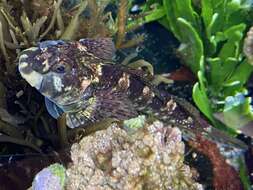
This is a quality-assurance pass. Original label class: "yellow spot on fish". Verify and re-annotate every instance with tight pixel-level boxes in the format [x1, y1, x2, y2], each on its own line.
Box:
[96, 65, 102, 76]
[142, 86, 154, 103]
[142, 86, 150, 96]
[77, 42, 87, 51]
[88, 97, 96, 104]
[117, 73, 130, 91]
[42, 59, 50, 72]
[166, 99, 177, 111]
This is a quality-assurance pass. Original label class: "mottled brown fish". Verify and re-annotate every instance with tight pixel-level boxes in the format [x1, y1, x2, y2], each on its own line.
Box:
[18, 38, 246, 148]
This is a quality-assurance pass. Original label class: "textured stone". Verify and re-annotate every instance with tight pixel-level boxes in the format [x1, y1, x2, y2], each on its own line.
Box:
[66, 121, 203, 190]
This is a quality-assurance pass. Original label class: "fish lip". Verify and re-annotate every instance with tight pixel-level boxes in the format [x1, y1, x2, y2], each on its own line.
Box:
[18, 47, 44, 90]
[19, 66, 43, 90]
[28, 73, 43, 90]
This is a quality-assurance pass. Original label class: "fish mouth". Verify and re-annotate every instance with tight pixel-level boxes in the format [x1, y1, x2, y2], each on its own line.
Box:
[18, 47, 44, 90]
[18, 62, 43, 90]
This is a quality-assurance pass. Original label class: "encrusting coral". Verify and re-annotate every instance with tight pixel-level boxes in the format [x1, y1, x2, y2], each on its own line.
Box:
[31, 163, 66, 190]
[65, 121, 203, 190]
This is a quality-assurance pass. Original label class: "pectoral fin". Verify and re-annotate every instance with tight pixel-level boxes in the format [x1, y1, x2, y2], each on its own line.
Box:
[44, 98, 64, 119]
[65, 88, 138, 128]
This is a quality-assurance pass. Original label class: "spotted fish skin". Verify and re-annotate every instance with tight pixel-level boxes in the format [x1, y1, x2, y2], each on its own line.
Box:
[17, 38, 247, 149]
[18, 38, 194, 130]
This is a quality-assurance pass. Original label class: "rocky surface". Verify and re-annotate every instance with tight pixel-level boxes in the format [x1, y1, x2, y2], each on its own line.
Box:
[31, 163, 66, 190]
[65, 121, 203, 190]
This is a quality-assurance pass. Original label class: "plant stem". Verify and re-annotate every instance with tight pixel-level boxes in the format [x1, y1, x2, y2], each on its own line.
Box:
[57, 113, 69, 149]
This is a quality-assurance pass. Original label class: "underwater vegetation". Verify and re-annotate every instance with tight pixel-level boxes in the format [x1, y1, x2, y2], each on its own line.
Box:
[130, 0, 253, 136]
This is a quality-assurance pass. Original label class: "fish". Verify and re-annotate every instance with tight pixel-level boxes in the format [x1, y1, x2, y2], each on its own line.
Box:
[18, 38, 247, 149]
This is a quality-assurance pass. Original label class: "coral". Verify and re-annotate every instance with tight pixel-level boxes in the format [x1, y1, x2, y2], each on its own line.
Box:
[123, 115, 146, 131]
[189, 135, 243, 190]
[65, 121, 203, 190]
[31, 163, 66, 190]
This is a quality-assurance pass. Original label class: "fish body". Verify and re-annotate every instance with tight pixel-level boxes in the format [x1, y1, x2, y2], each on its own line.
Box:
[18, 38, 246, 149]
[18, 38, 194, 129]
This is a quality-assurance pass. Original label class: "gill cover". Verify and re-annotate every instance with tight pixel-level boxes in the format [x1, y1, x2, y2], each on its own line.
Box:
[18, 38, 116, 125]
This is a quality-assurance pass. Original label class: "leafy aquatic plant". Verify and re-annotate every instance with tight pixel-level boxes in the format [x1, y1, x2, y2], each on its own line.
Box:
[129, 0, 253, 134]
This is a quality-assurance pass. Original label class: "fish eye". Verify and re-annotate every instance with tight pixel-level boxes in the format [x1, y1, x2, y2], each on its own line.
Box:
[53, 64, 68, 73]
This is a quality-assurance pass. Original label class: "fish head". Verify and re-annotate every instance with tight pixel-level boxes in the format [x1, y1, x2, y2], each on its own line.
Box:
[18, 38, 115, 107]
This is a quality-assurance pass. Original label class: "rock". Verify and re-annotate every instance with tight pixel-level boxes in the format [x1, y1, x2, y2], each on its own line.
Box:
[65, 121, 203, 190]
[31, 163, 66, 190]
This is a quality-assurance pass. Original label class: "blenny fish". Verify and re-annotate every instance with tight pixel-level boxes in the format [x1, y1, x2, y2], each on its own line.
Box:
[18, 38, 246, 148]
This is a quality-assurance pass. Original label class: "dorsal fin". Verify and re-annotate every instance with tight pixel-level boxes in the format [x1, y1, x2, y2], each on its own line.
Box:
[38, 40, 65, 50]
[79, 38, 116, 60]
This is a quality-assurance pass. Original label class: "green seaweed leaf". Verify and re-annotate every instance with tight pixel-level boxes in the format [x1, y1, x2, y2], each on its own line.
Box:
[239, 157, 252, 190]
[48, 164, 66, 188]
[127, 0, 253, 134]
[222, 93, 253, 129]
[219, 23, 246, 62]
[224, 59, 253, 86]
[201, 0, 213, 29]
[162, 0, 199, 41]
[176, 18, 203, 74]
[193, 65, 214, 122]
[193, 82, 213, 122]
[127, 7, 166, 31]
